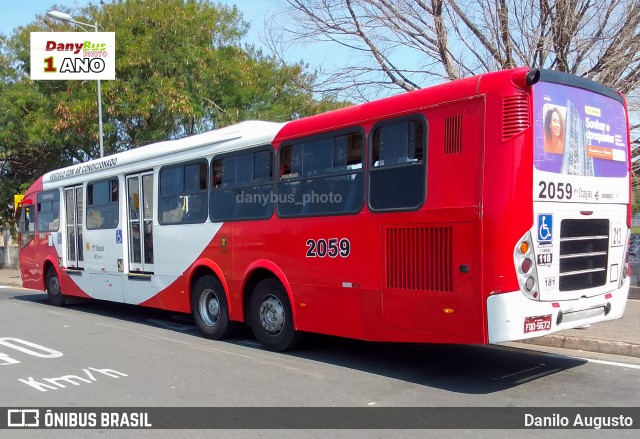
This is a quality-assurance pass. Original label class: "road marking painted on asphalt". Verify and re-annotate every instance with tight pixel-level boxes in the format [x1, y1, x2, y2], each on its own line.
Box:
[491, 364, 547, 380]
[505, 344, 640, 370]
[95, 321, 317, 374]
[146, 319, 195, 332]
[96, 322, 260, 360]
[236, 339, 262, 348]
[578, 357, 640, 370]
[19, 367, 128, 392]
[529, 348, 640, 370]
[46, 309, 73, 316]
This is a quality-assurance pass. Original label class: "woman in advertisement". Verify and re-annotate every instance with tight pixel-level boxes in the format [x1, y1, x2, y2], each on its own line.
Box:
[543, 106, 565, 154]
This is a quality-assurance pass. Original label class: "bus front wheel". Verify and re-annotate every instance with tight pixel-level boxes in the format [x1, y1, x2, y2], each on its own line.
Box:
[249, 278, 302, 352]
[192, 274, 236, 340]
[45, 267, 65, 307]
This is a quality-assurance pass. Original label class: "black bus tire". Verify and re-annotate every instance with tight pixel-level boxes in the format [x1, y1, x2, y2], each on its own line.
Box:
[250, 278, 302, 352]
[192, 274, 237, 340]
[45, 267, 65, 307]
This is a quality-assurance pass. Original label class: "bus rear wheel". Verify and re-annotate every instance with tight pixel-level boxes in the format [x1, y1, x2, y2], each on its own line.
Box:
[249, 278, 302, 352]
[192, 274, 236, 340]
[45, 267, 65, 307]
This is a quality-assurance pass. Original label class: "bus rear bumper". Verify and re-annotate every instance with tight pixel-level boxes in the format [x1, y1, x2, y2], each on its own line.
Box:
[487, 287, 629, 344]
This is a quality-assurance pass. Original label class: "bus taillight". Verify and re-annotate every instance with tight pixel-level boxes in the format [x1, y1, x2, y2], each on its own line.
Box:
[514, 232, 540, 300]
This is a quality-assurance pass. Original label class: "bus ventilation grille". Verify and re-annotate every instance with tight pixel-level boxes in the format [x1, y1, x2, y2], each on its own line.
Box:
[502, 93, 529, 142]
[559, 219, 609, 291]
[444, 114, 463, 155]
[385, 226, 453, 292]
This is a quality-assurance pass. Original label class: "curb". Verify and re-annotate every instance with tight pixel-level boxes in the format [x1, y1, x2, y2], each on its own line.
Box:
[629, 287, 640, 300]
[519, 335, 640, 358]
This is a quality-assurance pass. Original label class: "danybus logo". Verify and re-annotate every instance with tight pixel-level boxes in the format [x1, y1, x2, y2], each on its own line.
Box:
[7, 409, 40, 427]
[30, 32, 115, 80]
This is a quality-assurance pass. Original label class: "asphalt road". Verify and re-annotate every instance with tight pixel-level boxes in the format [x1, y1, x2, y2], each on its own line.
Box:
[1, 286, 639, 438]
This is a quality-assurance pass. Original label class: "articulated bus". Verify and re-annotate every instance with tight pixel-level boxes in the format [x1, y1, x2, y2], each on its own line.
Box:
[17, 68, 631, 351]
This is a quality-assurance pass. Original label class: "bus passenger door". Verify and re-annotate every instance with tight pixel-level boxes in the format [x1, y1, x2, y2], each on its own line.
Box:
[126, 173, 154, 273]
[18, 203, 37, 285]
[64, 186, 84, 269]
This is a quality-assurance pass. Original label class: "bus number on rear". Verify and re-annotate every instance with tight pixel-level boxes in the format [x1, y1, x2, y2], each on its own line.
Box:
[538, 181, 573, 200]
[306, 238, 351, 258]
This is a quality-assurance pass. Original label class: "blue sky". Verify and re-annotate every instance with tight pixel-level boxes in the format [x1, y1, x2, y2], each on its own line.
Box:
[2, 1, 311, 63]
[2, 1, 91, 36]
[1, 1, 366, 99]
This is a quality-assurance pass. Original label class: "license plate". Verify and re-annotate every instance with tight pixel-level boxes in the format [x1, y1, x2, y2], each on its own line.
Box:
[524, 315, 552, 333]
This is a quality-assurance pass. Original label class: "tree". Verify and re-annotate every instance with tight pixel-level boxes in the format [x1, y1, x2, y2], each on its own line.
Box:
[0, 0, 346, 225]
[270, 1, 640, 95]
[268, 0, 640, 190]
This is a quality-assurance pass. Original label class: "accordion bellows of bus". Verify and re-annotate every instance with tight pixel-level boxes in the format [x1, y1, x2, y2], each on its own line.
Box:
[17, 67, 632, 351]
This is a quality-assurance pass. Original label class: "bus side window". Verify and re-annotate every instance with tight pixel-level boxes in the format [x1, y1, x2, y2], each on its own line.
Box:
[210, 147, 274, 222]
[369, 117, 426, 211]
[87, 179, 119, 229]
[36, 190, 60, 232]
[159, 160, 208, 225]
[277, 130, 364, 217]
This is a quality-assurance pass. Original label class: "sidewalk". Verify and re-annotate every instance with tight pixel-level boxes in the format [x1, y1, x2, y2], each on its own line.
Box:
[1, 267, 638, 357]
[0, 266, 22, 287]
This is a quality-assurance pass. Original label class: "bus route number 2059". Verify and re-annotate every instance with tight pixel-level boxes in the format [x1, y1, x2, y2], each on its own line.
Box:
[306, 238, 351, 258]
[538, 181, 573, 200]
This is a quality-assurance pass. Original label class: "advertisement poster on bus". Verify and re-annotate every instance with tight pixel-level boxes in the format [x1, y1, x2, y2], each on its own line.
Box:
[532, 81, 629, 204]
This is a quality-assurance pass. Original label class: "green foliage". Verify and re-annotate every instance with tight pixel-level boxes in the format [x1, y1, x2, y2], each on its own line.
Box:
[0, 0, 347, 225]
[633, 188, 640, 213]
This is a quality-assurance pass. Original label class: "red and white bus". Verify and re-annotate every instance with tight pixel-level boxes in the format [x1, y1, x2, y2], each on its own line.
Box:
[17, 67, 631, 351]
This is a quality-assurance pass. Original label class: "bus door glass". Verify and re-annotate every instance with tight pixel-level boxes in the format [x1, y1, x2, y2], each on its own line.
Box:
[18, 204, 35, 248]
[126, 172, 154, 273]
[18, 203, 37, 282]
[64, 185, 84, 268]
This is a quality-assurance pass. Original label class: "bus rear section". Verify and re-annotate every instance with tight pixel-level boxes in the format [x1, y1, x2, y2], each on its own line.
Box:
[487, 70, 631, 343]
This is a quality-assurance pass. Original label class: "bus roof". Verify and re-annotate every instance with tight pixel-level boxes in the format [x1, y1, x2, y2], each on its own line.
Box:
[272, 68, 523, 142]
[41, 120, 284, 186]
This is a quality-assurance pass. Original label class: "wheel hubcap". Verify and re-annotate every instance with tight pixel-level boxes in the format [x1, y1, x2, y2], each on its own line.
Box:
[48, 277, 60, 296]
[199, 289, 220, 327]
[259, 295, 285, 335]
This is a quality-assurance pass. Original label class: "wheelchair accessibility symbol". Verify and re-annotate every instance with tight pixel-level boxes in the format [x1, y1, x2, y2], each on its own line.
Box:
[537, 214, 553, 243]
[116, 229, 123, 244]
